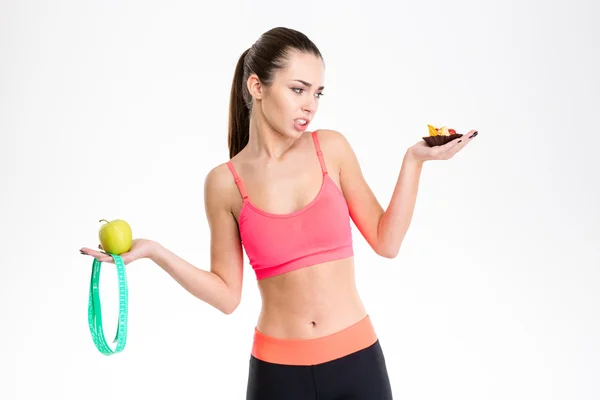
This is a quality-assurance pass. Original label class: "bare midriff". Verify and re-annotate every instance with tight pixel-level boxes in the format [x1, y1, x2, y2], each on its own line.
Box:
[256, 256, 368, 340]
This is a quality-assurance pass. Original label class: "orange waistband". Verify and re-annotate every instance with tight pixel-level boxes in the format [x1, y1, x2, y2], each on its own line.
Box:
[251, 315, 378, 366]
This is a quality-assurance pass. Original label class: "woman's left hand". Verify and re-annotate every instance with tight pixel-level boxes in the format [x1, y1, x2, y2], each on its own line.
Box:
[407, 129, 478, 163]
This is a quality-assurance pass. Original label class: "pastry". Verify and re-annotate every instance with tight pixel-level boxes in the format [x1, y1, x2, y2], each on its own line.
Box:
[423, 124, 463, 147]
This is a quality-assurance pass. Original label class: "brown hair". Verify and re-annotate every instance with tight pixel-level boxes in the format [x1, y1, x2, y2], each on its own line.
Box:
[227, 27, 323, 159]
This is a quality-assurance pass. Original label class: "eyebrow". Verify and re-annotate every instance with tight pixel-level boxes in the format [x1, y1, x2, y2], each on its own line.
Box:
[293, 79, 325, 90]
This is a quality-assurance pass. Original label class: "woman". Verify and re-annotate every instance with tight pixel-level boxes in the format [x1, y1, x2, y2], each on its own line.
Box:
[81, 27, 477, 399]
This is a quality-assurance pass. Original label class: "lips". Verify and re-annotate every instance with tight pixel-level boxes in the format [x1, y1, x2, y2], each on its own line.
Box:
[294, 117, 310, 125]
[293, 117, 310, 132]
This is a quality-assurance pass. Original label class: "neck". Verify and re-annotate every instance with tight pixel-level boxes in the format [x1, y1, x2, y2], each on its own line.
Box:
[246, 105, 297, 161]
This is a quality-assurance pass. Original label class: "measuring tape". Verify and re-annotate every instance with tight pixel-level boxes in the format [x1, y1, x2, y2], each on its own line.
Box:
[88, 253, 128, 355]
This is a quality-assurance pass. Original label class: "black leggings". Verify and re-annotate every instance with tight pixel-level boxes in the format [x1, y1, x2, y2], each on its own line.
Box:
[246, 340, 393, 399]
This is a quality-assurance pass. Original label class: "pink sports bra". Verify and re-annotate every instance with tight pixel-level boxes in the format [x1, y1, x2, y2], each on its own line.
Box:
[226, 131, 354, 280]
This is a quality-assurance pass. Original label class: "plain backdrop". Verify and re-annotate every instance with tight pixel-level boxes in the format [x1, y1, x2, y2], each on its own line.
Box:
[1, 0, 599, 399]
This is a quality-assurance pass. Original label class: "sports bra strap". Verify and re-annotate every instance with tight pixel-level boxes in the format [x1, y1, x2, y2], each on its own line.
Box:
[226, 161, 249, 200]
[311, 131, 328, 175]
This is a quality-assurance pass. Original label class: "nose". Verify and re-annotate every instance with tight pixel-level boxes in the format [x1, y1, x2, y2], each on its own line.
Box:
[302, 96, 317, 115]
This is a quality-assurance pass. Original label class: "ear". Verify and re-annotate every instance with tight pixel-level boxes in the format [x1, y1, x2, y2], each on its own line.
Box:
[247, 74, 263, 100]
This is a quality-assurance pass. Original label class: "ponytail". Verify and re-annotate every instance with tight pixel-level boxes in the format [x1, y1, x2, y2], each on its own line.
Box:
[228, 48, 251, 159]
[227, 28, 323, 159]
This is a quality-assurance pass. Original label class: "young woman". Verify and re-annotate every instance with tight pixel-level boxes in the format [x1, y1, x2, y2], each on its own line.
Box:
[81, 27, 477, 399]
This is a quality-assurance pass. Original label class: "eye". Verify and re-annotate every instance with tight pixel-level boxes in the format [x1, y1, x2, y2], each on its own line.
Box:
[292, 88, 324, 98]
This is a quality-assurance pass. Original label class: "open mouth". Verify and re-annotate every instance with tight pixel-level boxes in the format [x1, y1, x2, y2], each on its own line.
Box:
[293, 118, 310, 131]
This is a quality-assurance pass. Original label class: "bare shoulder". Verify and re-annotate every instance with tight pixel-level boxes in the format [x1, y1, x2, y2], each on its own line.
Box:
[204, 162, 234, 190]
[313, 128, 350, 146]
[203, 162, 239, 212]
[313, 129, 355, 163]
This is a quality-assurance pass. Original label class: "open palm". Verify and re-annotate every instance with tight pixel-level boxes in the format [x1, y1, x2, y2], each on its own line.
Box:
[409, 129, 478, 162]
[79, 238, 154, 265]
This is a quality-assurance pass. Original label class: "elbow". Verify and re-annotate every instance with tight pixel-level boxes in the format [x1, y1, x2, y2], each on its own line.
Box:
[376, 244, 401, 259]
[378, 249, 399, 259]
[221, 304, 238, 315]
[220, 295, 241, 315]
[375, 224, 405, 259]
[221, 307, 236, 315]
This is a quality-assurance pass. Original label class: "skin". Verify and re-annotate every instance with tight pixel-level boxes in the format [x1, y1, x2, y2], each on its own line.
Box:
[80, 50, 478, 340]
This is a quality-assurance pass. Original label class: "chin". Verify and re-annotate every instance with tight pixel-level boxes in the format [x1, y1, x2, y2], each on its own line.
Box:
[291, 130, 307, 140]
[292, 128, 307, 137]
[279, 126, 305, 140]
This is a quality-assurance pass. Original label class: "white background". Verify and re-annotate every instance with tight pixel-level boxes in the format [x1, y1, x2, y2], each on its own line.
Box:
[1, 0, 599, 399]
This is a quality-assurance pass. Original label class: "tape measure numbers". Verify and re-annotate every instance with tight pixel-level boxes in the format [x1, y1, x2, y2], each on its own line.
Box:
[88, 253, 128, 355]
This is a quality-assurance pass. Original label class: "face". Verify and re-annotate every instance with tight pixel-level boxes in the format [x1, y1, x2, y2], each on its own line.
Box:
[248, 50, 325, 138]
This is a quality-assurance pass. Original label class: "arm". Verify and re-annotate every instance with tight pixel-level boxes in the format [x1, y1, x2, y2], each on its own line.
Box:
[149, 164, 244, 314]
[375, 151, 423, 258]
[321, 130, 423, 259]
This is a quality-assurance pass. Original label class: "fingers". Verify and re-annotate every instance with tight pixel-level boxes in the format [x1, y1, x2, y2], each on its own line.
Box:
[444, 136, 464, 150]
[79, 247, 114, 263]
[440, 129, 478, 159]
[434, 137, 462, 159]
[80, 246, 132, 265]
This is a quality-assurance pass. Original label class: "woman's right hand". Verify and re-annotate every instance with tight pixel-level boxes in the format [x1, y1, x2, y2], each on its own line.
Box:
[80, 238, 157, 265]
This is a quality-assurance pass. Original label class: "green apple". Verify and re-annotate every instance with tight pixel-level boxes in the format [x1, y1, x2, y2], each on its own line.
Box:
[98, 219, 132, 255]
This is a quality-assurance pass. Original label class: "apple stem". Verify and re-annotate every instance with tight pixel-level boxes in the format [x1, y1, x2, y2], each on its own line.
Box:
[99, 219, 109, 224]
